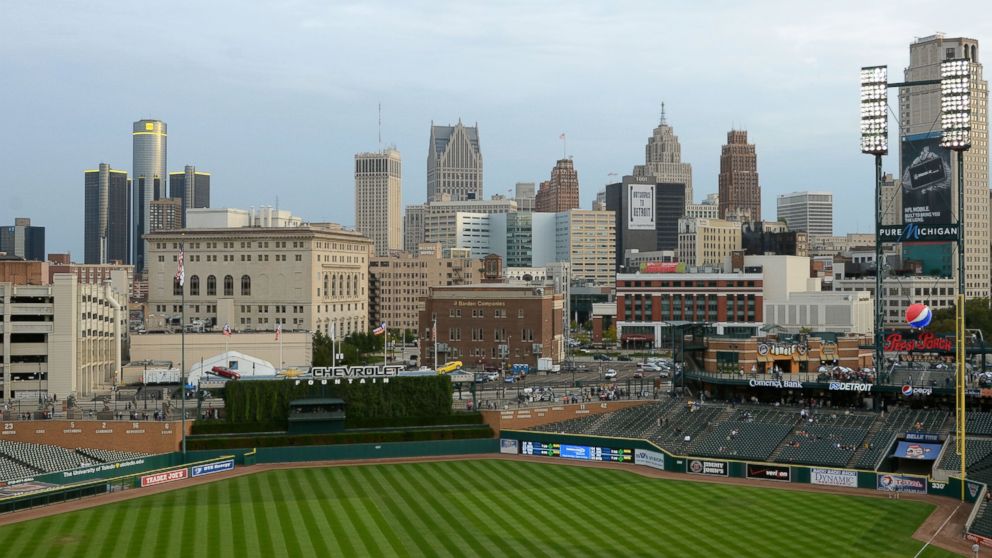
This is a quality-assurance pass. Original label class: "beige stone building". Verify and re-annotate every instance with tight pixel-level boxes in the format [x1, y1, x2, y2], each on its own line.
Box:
[556, 209, 616, 287]
[369, 245, 483, 333]
[1, 261, 127, 401]
[678, 218, 742, 268]
[355, 149, 402, 256]
[144, 223, 372, 339]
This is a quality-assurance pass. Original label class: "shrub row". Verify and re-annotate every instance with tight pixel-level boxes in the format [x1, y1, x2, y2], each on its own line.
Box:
[345, 413, 484, 429]
[223, 376, 453, 424]
[190, 420, 287, 435]
[187, 426, 493, 451]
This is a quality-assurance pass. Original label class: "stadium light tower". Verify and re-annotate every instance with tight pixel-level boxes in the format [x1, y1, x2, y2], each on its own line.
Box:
[941, 57, 972, 498]
[860, 65, 888, 375]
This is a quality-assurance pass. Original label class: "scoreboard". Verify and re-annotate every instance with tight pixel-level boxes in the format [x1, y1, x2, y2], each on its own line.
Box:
[520, 442, 632, 462]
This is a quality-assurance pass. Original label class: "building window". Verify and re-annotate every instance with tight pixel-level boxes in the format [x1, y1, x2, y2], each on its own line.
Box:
[207, 275, 217, 296]
[241, 275, 251, 296]
[173, 277, 182, 296]
[224, 275, 234, 297]
[190, 275, 200, 296]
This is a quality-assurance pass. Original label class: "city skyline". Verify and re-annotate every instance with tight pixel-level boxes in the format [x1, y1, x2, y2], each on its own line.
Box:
[2, 2, 992, 257]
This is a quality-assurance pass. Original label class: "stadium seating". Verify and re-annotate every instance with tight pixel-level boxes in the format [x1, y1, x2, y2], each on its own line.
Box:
[76, 447, 147, 464]
[773, 425, 867, 467]
[0, 455, 38, 481]
[0, 440, 148, 482]
[688, 422, 793, 461]
[970, 502, 992, 539]
[647, 404, 725, 455]
[962, 412, 992, 436]
[852, 408, 950, 470]
[937, 438, 992, 472]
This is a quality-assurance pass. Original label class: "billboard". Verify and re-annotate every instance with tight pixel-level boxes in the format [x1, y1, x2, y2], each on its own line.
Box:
[746, 464, 791, 482]
[499, 439, 519, 455]
[810, 468, 857, 488]
[877, 474, 928, 494]
[894, 442, 942, 460]
[686, 459, 727, 476]
[901, 133, 952, 226]
[627, 184, 656, 230]
[140, 468, 189, 488]
[639, 262, 685, 273]
[191, 459, 235, 477]
[634, 449, 665, 471]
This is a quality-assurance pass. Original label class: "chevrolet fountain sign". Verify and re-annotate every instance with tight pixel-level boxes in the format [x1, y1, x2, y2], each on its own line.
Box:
[308, 365, 405, 379]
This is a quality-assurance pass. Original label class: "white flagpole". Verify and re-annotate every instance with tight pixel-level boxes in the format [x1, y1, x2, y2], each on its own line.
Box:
[279, 327, 283, 370]
[331, 323, 336, 367]
[433, 317, 438, 372]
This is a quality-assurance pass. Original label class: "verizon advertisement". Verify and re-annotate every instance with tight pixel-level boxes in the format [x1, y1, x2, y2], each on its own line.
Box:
[746, 464, 791, 482]
[627, 184, 655, 231]
[140, 468, 189, 488]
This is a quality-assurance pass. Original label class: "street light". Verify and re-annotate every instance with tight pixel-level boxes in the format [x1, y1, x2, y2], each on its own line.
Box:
[860, 65, 888, 378]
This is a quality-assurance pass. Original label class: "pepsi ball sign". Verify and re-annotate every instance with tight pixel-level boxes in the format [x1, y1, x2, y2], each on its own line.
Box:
[906, 303, 932, 329]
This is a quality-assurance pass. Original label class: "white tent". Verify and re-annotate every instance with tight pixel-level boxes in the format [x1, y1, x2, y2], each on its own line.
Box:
[188, 351, 277, 385]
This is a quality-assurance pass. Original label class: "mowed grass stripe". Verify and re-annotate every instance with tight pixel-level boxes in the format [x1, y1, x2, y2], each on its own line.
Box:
[350, 463, 426, 556]
[37, 505, 85, 558]
[246, 473, 278, 557]
[282, 468, 332, 557]
[324, 467, 389, 556]
[228, 475, 253, 558]
[459, 460, 583, 557]
[338, 466, 403, 556]
[262, 472, 304, 557]
[392, 463, 495, 557]
[375, 463, 466, 557]
[418, 462, 525, 558]
[205, 481, 224, 558]
[295, 468, 344, 556]
[103, 500, 142, 557]
[306, 467, 360, 556]
[363, 464, 455, 556]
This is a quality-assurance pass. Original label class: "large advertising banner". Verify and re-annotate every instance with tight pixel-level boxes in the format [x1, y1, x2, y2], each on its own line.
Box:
[499, 439, 519, 455]
[627, 184, 655, 231]
[634, 449, 666, 471]
[686, 459, 727, 476]
[140, 468, 189, 488]
[901, 133, 952, 226]
[810, 468, 857, 488]
[746, 464, 791, 482]
[894, 442, 942, 460]
[877, 474, 928, 494]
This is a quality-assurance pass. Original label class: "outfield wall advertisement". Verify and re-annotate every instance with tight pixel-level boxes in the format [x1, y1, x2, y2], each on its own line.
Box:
[877, 474, 927, 494]
[191, 459, 234, 478]
[634, 449, 665, 471]
[140, 468, 189, 488]
[499, 439, 519, 455]
[810, 468, 857, 488]
[746, 464, 791, 482]
[686, 459, 727, 476]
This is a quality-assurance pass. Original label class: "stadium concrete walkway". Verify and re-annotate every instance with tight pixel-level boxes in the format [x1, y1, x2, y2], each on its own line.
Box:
[0, 454, 974, 556]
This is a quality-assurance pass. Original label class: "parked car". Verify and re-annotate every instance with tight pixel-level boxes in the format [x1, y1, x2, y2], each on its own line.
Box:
[633, 371, 644, 379]
[617, 355, 632, 362]
[604, 369, 618, 379]
[593, 354, 611, 361]
[486, 371, 500, 382]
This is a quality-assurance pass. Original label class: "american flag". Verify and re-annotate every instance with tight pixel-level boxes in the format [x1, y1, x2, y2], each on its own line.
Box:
[432, 318, 437, 342]
[373, 322, 386, 336]
[223, 323, 232, 337]
[175, 243, 185, 287]
[275, 324, 282, 341]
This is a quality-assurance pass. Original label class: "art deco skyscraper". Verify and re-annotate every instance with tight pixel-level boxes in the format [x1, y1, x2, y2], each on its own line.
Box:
[355, 148, 403, 256]
[535, 158, 580, 213]
[633, 105, 693, 204]
[132, 119, 167, 272]
[718, 130, 761, 222]
[899, 35, 988, 298]
[169, 165, 211, 227]
[427, 120, 483, 202]
[84, 164, 130, 264]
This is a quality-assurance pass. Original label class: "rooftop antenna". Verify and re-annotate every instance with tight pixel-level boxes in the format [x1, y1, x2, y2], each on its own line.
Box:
[660, 102, 667, 125]
[560, 132, 566, 159]
[378, 102, 382, 148]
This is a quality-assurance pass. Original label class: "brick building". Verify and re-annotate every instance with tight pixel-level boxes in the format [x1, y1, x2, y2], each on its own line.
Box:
[419, 284, 564, 369]
[535, 158, 580, 213]
[615, 272, 764, 347]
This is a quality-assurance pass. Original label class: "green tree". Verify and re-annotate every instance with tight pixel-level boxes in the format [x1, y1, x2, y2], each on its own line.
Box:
[929, 297, 992, 340]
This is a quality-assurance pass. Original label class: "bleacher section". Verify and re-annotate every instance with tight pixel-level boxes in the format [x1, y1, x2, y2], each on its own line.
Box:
[937, 438, 992, 472]
[648, 405, 725, 455]
[774, 425, 867, 467]
[853, 408, 950, 470]
[688, 422, 792, 461]
[962, 412, 992, 436]
[0, 440, 148, 482]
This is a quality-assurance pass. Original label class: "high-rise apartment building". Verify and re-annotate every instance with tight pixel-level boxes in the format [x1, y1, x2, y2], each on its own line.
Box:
[0, 218, 45, 261]
[633, 106, 694, 204]
[556, 210, 616, 287]
[899, 35, 989, 298]
[427, 120, 483, 202]
[149, 198, 183, 232]
[678, 218, 742, 268]
[718, 130, 761, 221]
[776, 192, 833, 238]
[132, 119, 167, 273]
[535, 159, 580, 213]
[421, 198, 517, 254]
[355, 149, 403, 256]
[168, 165, 211, 227]
[404, 204, 427, 253]
[84, 164, 131, 264]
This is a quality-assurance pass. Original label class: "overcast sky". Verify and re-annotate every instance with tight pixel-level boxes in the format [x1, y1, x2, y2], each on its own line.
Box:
[2, 1, 991, 257]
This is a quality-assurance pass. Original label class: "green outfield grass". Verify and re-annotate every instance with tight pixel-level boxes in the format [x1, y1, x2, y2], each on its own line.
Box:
[0, 460, 957, 557]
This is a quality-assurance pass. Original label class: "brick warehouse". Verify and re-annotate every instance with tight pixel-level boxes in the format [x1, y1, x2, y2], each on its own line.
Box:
[615, 272, 764, 347]
[419, 284, 564, 369]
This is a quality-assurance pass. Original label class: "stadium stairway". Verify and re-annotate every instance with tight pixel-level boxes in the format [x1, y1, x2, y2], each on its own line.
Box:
[846, 415, 887, 469]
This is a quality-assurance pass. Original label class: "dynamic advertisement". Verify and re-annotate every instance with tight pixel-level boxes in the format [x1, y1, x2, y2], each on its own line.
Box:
[627, 184, 655, 231]
[877, 474, 928, 494]
[901, 133, 952, 226]
[746, 464, 791, 482]
[686, 459, 727, 476]
[634, 449, 666, 471]
[499, 439, 519, 455]
[140, 468, 189, 488]
[894, 442, 942, 461]
[810, 468, 857, 488]
[191, 459, 235, 478]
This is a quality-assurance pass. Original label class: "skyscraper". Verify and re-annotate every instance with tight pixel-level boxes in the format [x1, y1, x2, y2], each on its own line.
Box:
[633, 105, 693, 204]
[514, 182, 536, 211]
[355, 149, 403, 256]
[149, 198, 183, 232]
[535, 158, 580, 213]
[132, 119, 167, 273]
[0, 218, 45, 261]
[718, 130, 761, 221]
[427, 120, 483, 202]
[776, 192, 833, 238]
[403, 204, 426, 253]
[899, 35, 988, 298]
[84, 164, 130, 264]
[168, 165, 210, 227]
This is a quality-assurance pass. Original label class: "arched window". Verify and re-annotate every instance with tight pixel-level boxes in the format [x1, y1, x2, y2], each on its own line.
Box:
[224, 275, 234, 297]
[190, 275, 200, 296]
[207, 275, 217, 296]
[241, 275, 251, 296]
[173, 277, 182, 296]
